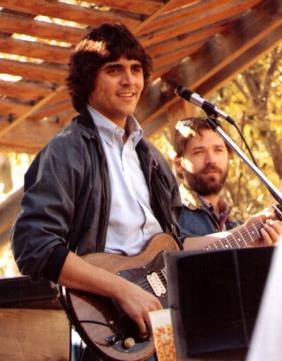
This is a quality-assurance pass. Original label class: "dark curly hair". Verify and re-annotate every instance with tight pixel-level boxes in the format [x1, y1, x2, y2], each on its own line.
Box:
[67, 23, 152, 112]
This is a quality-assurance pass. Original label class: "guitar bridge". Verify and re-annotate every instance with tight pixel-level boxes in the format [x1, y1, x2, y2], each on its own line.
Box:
[146, 272, 166, 297]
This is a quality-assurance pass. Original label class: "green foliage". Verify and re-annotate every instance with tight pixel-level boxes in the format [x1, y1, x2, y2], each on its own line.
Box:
[211, 45, 282, 220]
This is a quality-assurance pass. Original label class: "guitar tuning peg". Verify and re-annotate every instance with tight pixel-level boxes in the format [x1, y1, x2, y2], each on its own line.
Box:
[123, 337, 135, 349]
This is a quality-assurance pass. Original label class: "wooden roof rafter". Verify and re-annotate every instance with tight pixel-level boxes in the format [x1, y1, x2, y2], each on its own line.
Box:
[138, 0, 282, 130]
[0, 35, 71, 64]
[0, 12, 86, 43]
[0, 0, 280, 153]
[0, 58, 68, 84]
[0, 0, 141, 29]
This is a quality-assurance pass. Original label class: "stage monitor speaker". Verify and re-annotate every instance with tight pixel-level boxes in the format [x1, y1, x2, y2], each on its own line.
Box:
[165, 246, 274, 360]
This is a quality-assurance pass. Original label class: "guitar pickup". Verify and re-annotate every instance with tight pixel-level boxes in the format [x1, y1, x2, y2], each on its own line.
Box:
[146, 272, 166, 297]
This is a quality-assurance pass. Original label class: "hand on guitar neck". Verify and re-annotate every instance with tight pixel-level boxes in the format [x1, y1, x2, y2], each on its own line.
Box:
[184, 206, 282, 252]
[246, 206, 282, 247]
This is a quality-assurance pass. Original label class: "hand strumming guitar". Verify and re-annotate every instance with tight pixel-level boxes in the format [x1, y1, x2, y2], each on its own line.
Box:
[115, 279, 162, 337]
[59, 234, 178, 360]
[58, 251, 161, 337]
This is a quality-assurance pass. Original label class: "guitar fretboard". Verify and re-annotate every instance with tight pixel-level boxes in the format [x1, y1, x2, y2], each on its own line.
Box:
[149, 220, 265, 294]
[203, 219, 264, 251]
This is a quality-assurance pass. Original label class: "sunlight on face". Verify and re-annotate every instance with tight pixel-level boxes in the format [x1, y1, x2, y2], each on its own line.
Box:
[89, 57, 144, 127]
[184, 130, 229, 175]
[180, 157, 194, 173]
[181, 130, 229, 195]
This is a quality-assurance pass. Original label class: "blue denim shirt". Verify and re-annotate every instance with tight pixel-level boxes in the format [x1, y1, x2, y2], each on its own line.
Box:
[178, 186, 241, 237]
[179, 204, 240, 237]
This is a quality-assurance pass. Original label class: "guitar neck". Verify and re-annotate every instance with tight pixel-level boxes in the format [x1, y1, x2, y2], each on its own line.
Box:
[203, 219, 264, 251]
[162, 221, 264, 283]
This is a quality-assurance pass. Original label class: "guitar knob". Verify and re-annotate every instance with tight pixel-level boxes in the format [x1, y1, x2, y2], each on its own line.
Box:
[123, 337, 135, 349]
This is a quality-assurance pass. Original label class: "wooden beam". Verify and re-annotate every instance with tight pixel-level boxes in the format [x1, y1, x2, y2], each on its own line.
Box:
[0, 12, 85, 43]
[139, 0, 282, 133]
[139, 0, 261, 46]
[134, 0, 197, 34]
[0, 119, 63, 153]
[0, 36, 71, 65]
[153, 43, 204, 78]
[196, 25, 282, 96]
[0, 89, 70, 119]
[146, 24, 230, 58]
[28, 100, 73, 121]
[174, 12, 282, 92]
[0, 0, 140, 29]
[0, 86, 65, 137]
[0, 91, 71, 137]
[0, 79, 52, 100]
[139, 0, 244, 35]
[79, 0, 159, 15]
[0, 99, 30, 117]
[0, 58, 67, 83]
[156, 0, 208, 13]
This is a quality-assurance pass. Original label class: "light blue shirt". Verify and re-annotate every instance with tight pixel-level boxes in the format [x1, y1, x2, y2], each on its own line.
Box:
[87, 105, 163, 255]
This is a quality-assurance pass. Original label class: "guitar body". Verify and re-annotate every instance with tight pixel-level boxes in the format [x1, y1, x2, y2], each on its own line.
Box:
[62, 233, 180, 361]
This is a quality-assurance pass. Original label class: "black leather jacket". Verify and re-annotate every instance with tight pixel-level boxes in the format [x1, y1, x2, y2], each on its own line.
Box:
[11, 110, 183, 281]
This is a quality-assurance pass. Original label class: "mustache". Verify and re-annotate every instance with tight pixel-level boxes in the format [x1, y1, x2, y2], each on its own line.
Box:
[200, 164, 222, 174]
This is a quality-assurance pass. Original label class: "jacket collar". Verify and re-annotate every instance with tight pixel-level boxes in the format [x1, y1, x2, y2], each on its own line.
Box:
[180, 183, 233, 215]
[75, 109, 96, 130]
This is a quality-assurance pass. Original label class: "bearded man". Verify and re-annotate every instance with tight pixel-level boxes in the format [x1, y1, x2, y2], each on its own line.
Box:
[173, 117, 242, 236]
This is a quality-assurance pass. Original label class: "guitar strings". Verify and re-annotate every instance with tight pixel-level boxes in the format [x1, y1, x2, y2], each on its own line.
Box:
[205, 219, 264, 251]
[137, 219, 264, 294]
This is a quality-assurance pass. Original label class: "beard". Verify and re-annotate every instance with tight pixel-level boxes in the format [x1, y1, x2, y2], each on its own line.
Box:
[184, 164, 228, 196]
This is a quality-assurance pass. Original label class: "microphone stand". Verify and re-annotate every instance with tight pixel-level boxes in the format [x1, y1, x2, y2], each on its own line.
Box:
[206, 115, 282, 218]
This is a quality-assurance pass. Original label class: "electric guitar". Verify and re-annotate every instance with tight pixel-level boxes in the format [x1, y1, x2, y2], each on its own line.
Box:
[60, 218, 266, 361]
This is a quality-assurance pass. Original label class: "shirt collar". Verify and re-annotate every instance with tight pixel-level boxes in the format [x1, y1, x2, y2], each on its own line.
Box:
[87, 104, 143, 148]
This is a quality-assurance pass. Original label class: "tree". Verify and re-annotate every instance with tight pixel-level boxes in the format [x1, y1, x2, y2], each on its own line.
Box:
[150, 44, 282, 220]
[210, 45, 282, 219]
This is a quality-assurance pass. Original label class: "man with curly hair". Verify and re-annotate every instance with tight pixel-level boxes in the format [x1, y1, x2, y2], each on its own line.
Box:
[11, 23, 282, 361]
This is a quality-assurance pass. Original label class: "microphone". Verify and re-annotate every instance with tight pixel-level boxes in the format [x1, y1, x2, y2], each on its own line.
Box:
[175, 85, 235, 125]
